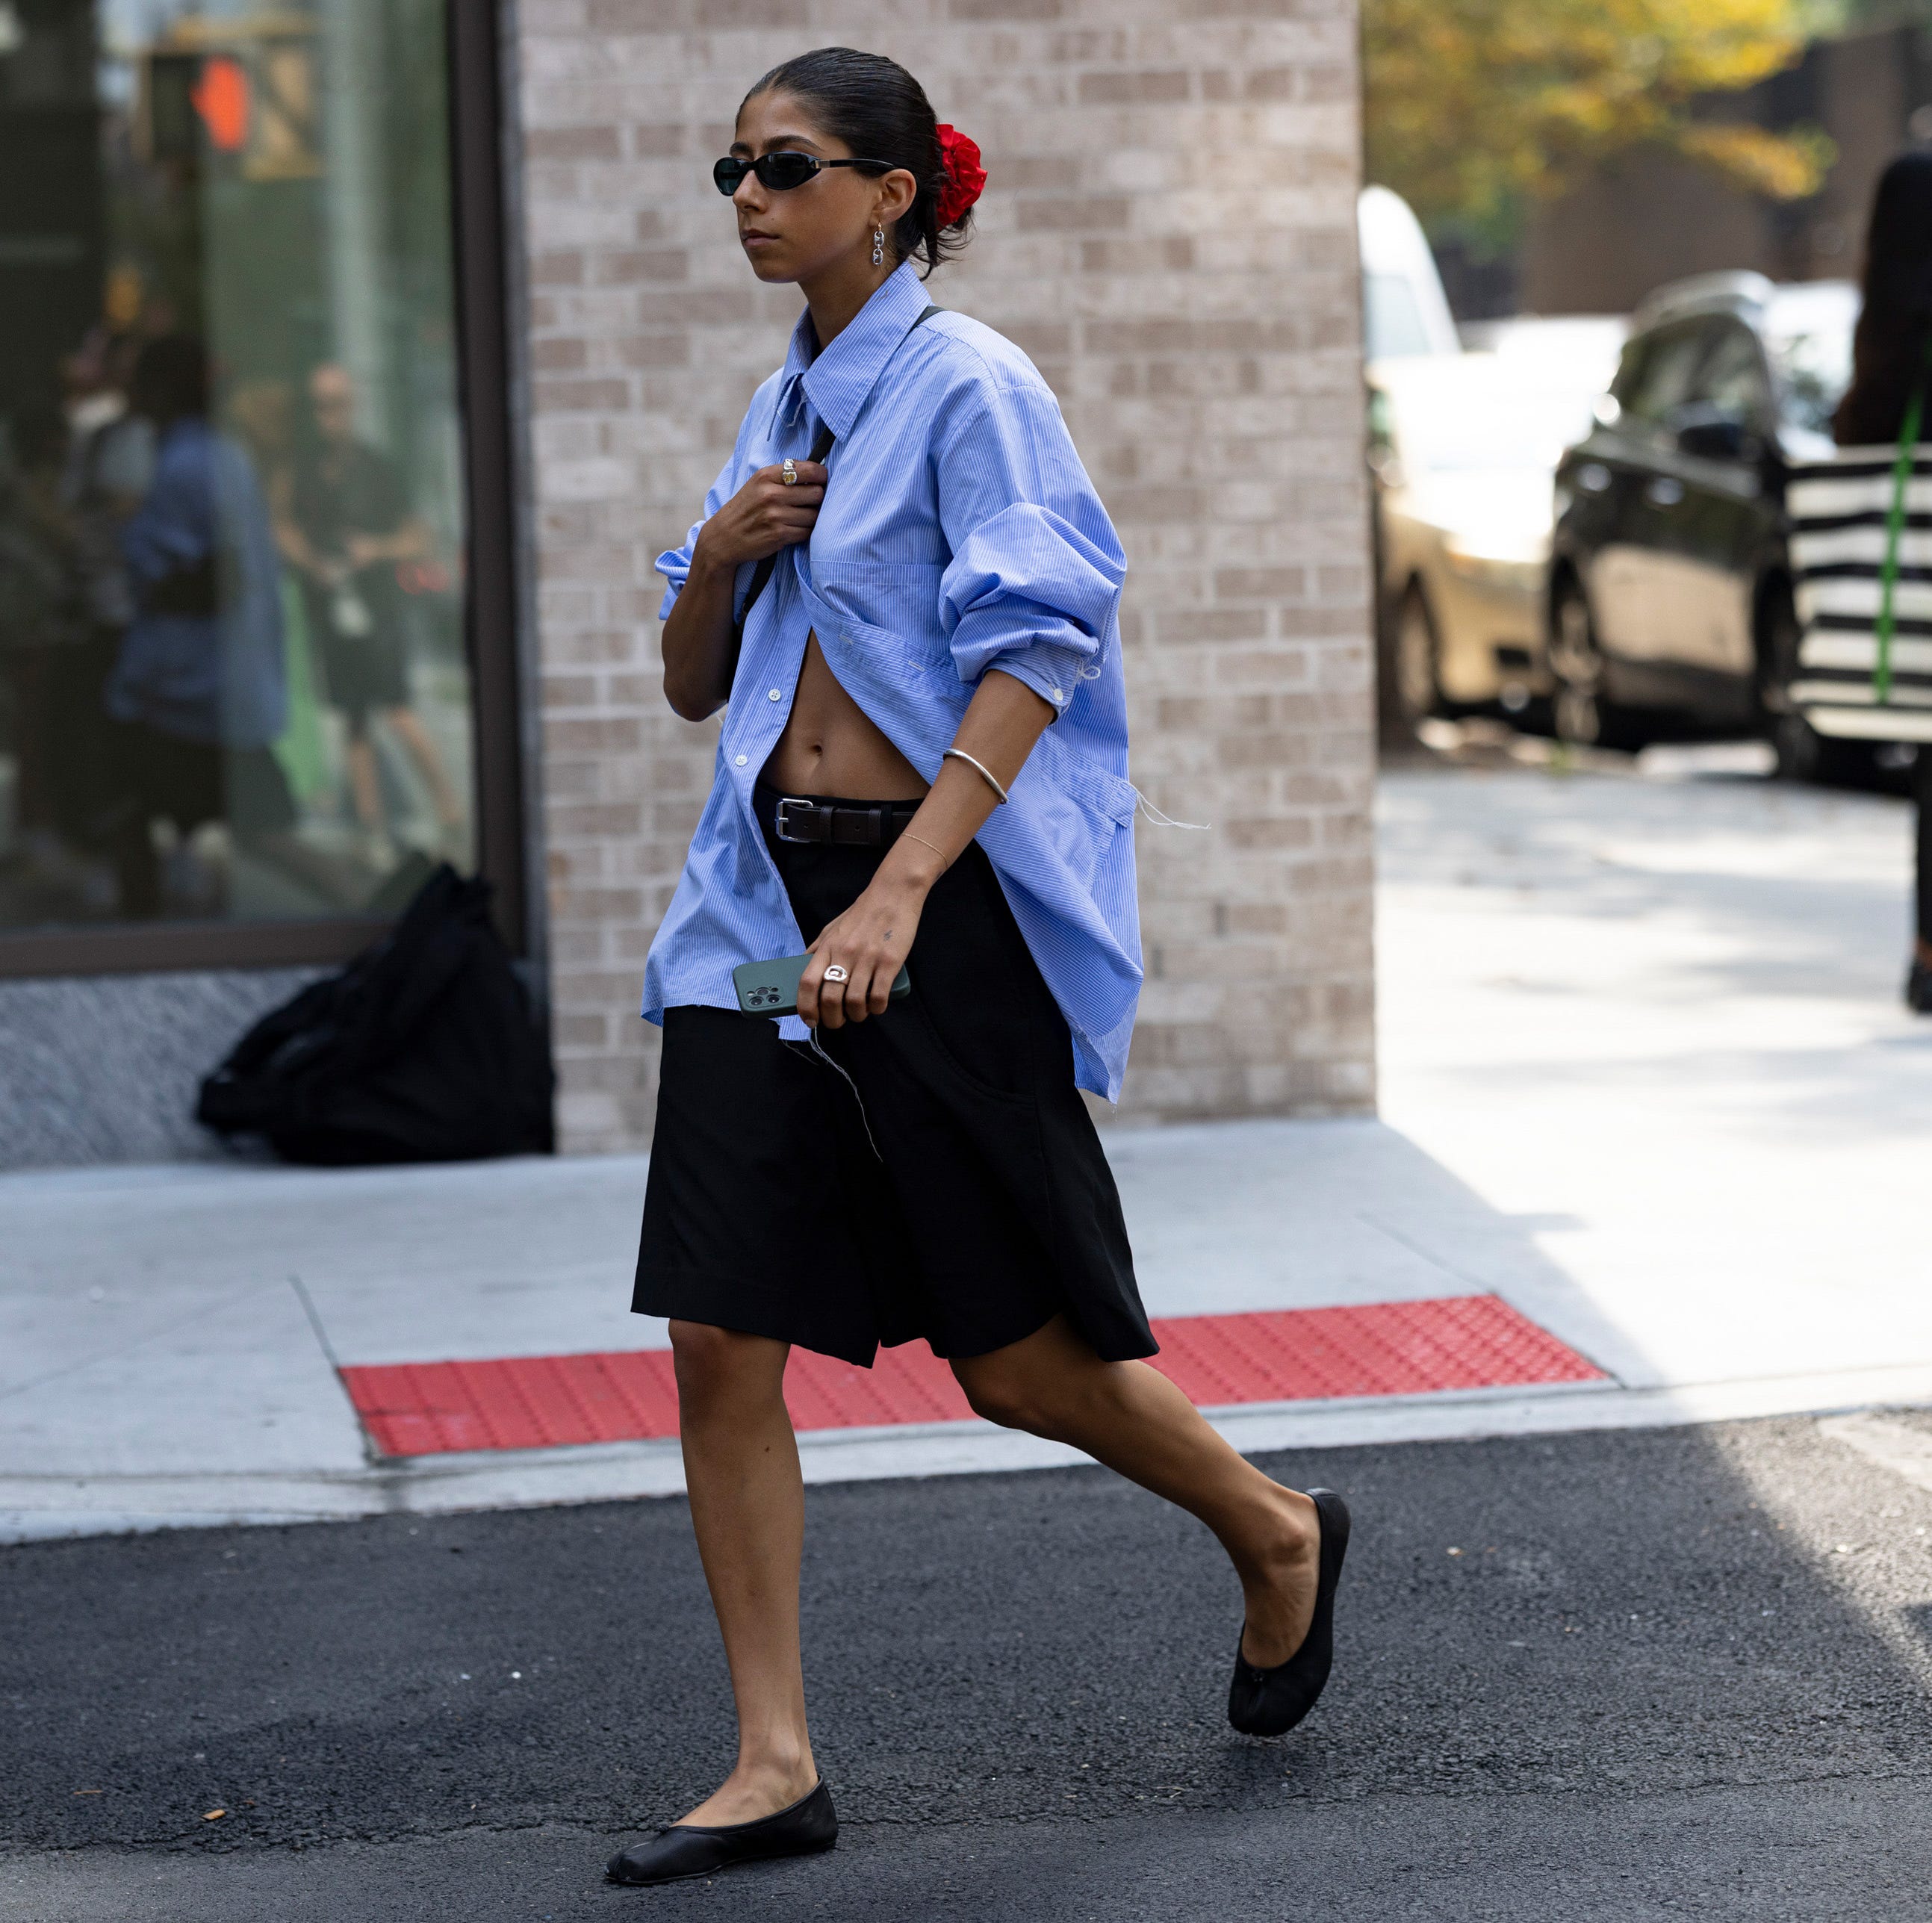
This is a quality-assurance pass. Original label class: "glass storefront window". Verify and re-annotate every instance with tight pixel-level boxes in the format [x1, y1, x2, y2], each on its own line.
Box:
[0, 0, 474, 936]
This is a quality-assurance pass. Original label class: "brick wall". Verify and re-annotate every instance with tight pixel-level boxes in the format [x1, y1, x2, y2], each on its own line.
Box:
[511, 0, 1375, 1152]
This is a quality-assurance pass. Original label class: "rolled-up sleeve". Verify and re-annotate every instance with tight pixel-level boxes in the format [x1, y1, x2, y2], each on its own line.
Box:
[656, 421, 758, 621]
[654, 520, 705, 622]
[936, 383, 1125, 717]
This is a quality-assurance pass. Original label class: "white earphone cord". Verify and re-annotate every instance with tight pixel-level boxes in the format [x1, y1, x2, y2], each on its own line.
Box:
[785, 1030, 885, 1161]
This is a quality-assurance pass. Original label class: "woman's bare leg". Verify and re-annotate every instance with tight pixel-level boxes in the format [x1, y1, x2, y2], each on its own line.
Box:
[380, 705, 464, 827]
[668, 1320, 819, 1824]
[344, 733, 382, 831]
[951, 1315, 1320, 1666]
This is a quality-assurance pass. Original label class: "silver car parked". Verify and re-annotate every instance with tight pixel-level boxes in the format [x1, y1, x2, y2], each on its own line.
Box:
[1370, 322, 1624, 725]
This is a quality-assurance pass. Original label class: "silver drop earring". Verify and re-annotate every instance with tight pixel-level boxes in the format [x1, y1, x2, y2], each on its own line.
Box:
[871, 225, 885, 268]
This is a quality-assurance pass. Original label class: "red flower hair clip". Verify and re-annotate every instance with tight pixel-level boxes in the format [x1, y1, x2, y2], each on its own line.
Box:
[934, 125, 987, 229]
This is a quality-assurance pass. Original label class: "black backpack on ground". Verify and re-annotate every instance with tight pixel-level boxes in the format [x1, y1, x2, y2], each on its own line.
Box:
[196, 864, 555, 1165]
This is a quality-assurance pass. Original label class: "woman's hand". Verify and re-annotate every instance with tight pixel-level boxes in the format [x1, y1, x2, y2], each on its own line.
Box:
[793, 670, 1060, 1026]
[798, 865, 934, 1029]
[693, 460, 827, 572]
[660, 459, 827, 720]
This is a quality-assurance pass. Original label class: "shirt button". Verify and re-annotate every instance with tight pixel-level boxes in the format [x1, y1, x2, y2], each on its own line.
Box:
[733, 754, 748, 767]
[767, 688, 782, 701]
[1050, 687, 1064, 702]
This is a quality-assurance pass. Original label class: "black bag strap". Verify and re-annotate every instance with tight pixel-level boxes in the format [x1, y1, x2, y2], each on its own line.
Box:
[727, 304, 942, 675]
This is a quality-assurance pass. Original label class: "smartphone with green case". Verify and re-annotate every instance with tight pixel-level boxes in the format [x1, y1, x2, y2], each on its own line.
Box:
[733, 952, 912, 1018]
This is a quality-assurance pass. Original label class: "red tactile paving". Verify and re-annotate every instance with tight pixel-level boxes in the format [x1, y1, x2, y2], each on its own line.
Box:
[341, 1293, 1605, 1459]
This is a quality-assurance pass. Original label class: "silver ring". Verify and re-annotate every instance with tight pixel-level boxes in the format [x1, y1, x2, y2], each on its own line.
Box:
[780, 458, 798, 486]
[821, 963, 850, 984]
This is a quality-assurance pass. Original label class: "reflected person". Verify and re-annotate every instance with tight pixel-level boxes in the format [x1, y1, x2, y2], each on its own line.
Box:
[0, 408, 89, 880]
[279, 364, 462, 863]
[55, 331, 155, 866]
[105, 335, 301, 916]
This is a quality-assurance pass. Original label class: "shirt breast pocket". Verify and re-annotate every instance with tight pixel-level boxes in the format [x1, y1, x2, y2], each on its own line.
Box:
[809, 561, 948, 667]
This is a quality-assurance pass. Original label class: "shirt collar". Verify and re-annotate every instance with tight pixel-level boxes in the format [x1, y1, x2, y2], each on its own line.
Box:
[778, 262, 931, 444]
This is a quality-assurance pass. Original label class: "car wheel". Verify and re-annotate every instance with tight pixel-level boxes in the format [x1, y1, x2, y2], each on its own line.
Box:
[1756, 583, 1873, 786]
[1757, 585, 1811, 777]
[1394, 585, 1443, 721]
[1549, 576, 1640, 751]
[1768, 711, 1824, 782]
[1770, 707, 1877, 786]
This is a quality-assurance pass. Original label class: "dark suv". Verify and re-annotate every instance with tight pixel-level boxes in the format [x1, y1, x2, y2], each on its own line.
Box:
[1549, 273, 1857, 761]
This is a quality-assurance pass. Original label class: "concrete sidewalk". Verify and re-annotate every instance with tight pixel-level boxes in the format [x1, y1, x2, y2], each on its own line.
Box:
[4, 753, 1928, 1538]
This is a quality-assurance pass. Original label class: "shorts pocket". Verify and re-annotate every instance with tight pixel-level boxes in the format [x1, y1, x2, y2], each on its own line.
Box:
[904, 990, 1037, 1109]
[900, 862, 1040, 1109]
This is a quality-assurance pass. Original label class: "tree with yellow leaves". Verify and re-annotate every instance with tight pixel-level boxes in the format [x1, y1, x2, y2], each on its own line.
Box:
[1364, 0, 1832, 242]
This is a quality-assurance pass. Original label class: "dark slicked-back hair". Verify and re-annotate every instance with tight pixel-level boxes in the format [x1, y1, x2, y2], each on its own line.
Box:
[131, 334, 211, 425]
[1835, 152, 1932, 446]
[742, 47, 972, 278]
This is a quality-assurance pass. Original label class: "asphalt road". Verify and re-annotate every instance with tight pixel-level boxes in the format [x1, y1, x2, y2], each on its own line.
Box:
[4, 1415, 1931, 1921]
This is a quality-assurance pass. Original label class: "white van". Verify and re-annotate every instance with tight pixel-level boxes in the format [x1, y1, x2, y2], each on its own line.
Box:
[1358, 185, 1459, 361]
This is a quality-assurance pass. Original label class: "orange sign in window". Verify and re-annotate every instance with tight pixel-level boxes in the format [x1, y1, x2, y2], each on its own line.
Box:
[191, 57, 249, 153]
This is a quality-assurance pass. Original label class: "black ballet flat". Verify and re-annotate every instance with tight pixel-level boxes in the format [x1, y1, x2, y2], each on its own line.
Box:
[605, 1780, 837, 1887]
[1228, 1488, 1352, 1738]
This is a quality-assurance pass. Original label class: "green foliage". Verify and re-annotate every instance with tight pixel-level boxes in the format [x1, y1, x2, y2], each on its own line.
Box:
[1364, 0, 1833, 243]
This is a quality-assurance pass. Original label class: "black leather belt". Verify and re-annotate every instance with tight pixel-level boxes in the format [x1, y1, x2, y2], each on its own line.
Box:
[769, 794, 921, 848]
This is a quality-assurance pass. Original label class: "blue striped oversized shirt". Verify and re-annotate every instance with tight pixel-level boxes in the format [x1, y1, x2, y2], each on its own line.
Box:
[642, 262, 1143, 1100]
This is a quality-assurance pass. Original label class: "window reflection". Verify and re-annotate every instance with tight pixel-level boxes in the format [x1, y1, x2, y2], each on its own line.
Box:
[0, 0, 472, 932]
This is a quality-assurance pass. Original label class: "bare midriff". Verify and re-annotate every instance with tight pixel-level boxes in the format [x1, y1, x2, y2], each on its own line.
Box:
[760, 630, 929, 800]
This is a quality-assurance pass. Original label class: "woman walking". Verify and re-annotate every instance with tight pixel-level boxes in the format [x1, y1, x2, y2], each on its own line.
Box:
[609, 48, 1349, 1889]
[1811, 152, 1932, 1011]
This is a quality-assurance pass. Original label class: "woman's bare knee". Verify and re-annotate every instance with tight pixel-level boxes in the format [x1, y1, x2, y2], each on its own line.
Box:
[956, 1313, 1131, 1435]
[670, 1320, 786, 1415]
[952, 1357, 1053, 1436]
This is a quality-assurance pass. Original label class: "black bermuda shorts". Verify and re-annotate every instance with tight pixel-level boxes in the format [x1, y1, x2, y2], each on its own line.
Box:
[633, 783, 1155, 1369]
[121, 723, 299, 836]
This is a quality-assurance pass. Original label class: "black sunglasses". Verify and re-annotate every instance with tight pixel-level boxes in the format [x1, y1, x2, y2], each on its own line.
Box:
[712, 151, 892, 196]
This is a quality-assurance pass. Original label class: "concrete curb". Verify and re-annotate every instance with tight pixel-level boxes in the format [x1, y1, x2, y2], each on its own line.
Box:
[9, 1361, 1932, 1544]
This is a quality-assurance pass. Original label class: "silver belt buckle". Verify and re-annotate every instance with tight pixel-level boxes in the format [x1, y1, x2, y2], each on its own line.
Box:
[774, 796, 819, 843]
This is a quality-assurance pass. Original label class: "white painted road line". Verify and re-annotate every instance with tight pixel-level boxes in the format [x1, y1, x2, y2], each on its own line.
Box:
[1817, 1411, 1932, 1495]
